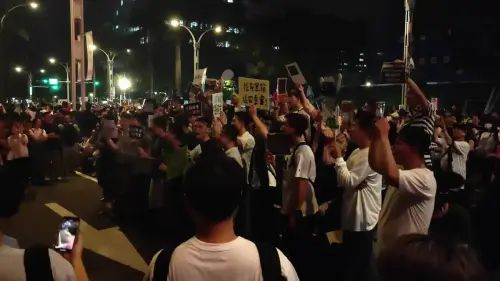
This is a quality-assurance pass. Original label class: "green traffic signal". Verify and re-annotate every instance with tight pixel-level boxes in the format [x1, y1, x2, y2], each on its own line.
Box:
[95, 81, 100, 86]
[42, 79, 49, 84]
[50, 85, 60, 91]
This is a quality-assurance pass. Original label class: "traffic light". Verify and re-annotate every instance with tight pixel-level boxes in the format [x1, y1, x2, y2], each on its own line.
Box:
[48, 78, 58, 85]
[94, 81, 100, 86]
[41, 79, 49, 84]
[50, 85, 60, 91]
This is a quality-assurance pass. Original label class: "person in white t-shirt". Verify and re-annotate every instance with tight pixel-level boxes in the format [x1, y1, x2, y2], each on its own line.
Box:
[233, 111, 255, 182]
[369, 119, 437, 253]
[326, 110, 382, 281]
[281, 113, 318, 225]
[7, 123, 29, 161]
[144, 153, 299, 281]
[0, 170, 89, 281]
[434, 122, 470, 190]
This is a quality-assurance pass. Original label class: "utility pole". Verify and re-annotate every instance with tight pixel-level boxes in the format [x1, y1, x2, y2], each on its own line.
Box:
[70, 0, 86, 110]
[402, 0, 415, 107]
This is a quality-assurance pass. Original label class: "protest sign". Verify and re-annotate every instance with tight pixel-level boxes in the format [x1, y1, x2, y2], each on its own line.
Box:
[212, 92, 223, 118]
[285, 62, 306, 85]
[238, 77, 270, 110]
[381, 61, 406, 84]
[129, 125, 144, 139]
[184, 102, 203, 116]
[193, 68, 207, 85]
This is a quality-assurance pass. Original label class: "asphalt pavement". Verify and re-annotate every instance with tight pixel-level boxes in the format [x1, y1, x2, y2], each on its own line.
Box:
[5, 173, 167, 281]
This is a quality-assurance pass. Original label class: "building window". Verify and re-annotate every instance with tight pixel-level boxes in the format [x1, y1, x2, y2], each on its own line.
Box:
[273, 45, 279, 50]
[443, 56, 450, 63]
[190, 22, 198, 28]
[129, 26, 141, 32]
[419, 58, 426, 65]
[430, 57, 437, 64]
[343, 63, 348, 66]
[360, 53, 364, 56]
[116, 10, 119, 16]
[121, 0, 124, 6]
[115, 25, 119, 30]
[140, 37, 147, 44]
[359, 58, 364, 62]
[420, 35, 426, 40]
[216, 40, 231, 48]
[227, 0, 234, 2]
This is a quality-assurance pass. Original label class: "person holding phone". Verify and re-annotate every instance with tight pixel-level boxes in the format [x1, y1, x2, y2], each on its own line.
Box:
[0, 173, 89, 281]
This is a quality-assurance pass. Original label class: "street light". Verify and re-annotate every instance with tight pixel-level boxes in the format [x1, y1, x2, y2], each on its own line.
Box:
[365, 81, 372, 87]
[48, 57, 70, 101]
[91, 44, 131, 101]
[40, 69, 45, 73]
[15, 66, 22, 73]
[118, 77, 131, 103]
[168, 18, 223, 77]
[1, 2, 39, 34]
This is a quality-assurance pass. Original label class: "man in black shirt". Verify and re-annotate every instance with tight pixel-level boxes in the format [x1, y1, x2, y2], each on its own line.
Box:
[41, 113, 64, 180]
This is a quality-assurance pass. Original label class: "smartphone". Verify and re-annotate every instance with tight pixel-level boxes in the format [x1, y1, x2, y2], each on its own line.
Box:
[55, 217, 80, 253]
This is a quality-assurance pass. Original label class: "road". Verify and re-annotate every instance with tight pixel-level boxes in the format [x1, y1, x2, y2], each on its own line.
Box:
[5, 173, 167, 281]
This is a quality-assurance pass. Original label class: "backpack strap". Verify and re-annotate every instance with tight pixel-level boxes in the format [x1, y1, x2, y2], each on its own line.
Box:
[255, 242, 285, 281]
[24, 245, 54, 281]
[289, 142, 314, 186]
[152, 246, 176, 281]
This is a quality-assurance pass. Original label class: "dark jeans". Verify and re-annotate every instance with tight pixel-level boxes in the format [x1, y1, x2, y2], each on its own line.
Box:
[342, 228, 375, 281]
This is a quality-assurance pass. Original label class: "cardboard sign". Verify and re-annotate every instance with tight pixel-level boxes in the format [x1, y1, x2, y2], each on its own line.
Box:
[193, 68, 207, 86]
[129, 125, 144, 139]
[381, 61, 406, 84]
[184, 102, 203, 116]
[205, 78, 221, 93]
[285, 62, 306, 85]
[212, 92, 223, 118]
[238, 77, 270, 110]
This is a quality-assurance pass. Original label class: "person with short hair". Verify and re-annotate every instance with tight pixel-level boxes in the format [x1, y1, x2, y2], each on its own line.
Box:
[144, 153, 299, 281]
[370, 119, 437, 252]
[220, 124, 243, 167]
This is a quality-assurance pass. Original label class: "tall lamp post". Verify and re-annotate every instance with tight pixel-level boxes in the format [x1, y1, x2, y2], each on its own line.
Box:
[402, 0, 415, 107]
[14, 66, 46, 99]
[90, 45, 132, 101]
[0, 2, 38, 36]
[48, 58, 70, 101]
[168, 19, 223, 77]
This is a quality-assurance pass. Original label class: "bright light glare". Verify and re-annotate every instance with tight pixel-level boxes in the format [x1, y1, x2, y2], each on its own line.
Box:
[90, 45, 97, 51]
[89, 93, 94, 97]
[40, 69, 45, 73]
[48, 58, 56, 64]
[54, 96, 58, 99]
[118, 77, 131, 90]
[126, 49, 131, 53]
[365, 82, 372, 87]
[15, 67, 22, 73]
[214, 26, 223, 33]
[170, 19, 180, 27]
[29, 2, 38, 9]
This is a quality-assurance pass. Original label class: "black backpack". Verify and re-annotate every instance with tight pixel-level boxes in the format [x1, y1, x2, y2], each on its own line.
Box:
[24, 245, 54, 281]
[152, 242, 286, 281]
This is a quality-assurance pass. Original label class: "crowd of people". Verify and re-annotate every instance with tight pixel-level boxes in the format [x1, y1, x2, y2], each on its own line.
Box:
[1, 77, 500, 281]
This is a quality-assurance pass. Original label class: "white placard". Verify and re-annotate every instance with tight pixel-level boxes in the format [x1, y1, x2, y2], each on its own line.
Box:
[285, 62, 306, 85]
[193, 68, 207, 86]
[212, 92, 223, 118]
[58, 99, 69, 105]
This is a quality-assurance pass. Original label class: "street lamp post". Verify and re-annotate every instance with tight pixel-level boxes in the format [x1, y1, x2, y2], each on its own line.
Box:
[91, 45, 117, 101]
[0, 2, 38, 36]
[169, 20, 222, 77]
[14, 66, 45, 99]
[48, 58, 70, 101]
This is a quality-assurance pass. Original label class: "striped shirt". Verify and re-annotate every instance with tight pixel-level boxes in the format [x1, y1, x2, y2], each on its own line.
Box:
[403, 101, 436, 136]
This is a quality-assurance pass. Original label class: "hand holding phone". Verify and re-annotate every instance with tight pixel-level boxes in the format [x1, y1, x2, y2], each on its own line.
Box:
[55, 217, 80, 253]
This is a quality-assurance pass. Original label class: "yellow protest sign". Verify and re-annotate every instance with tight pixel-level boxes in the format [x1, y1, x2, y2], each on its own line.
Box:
[238, 77, 270, 110]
